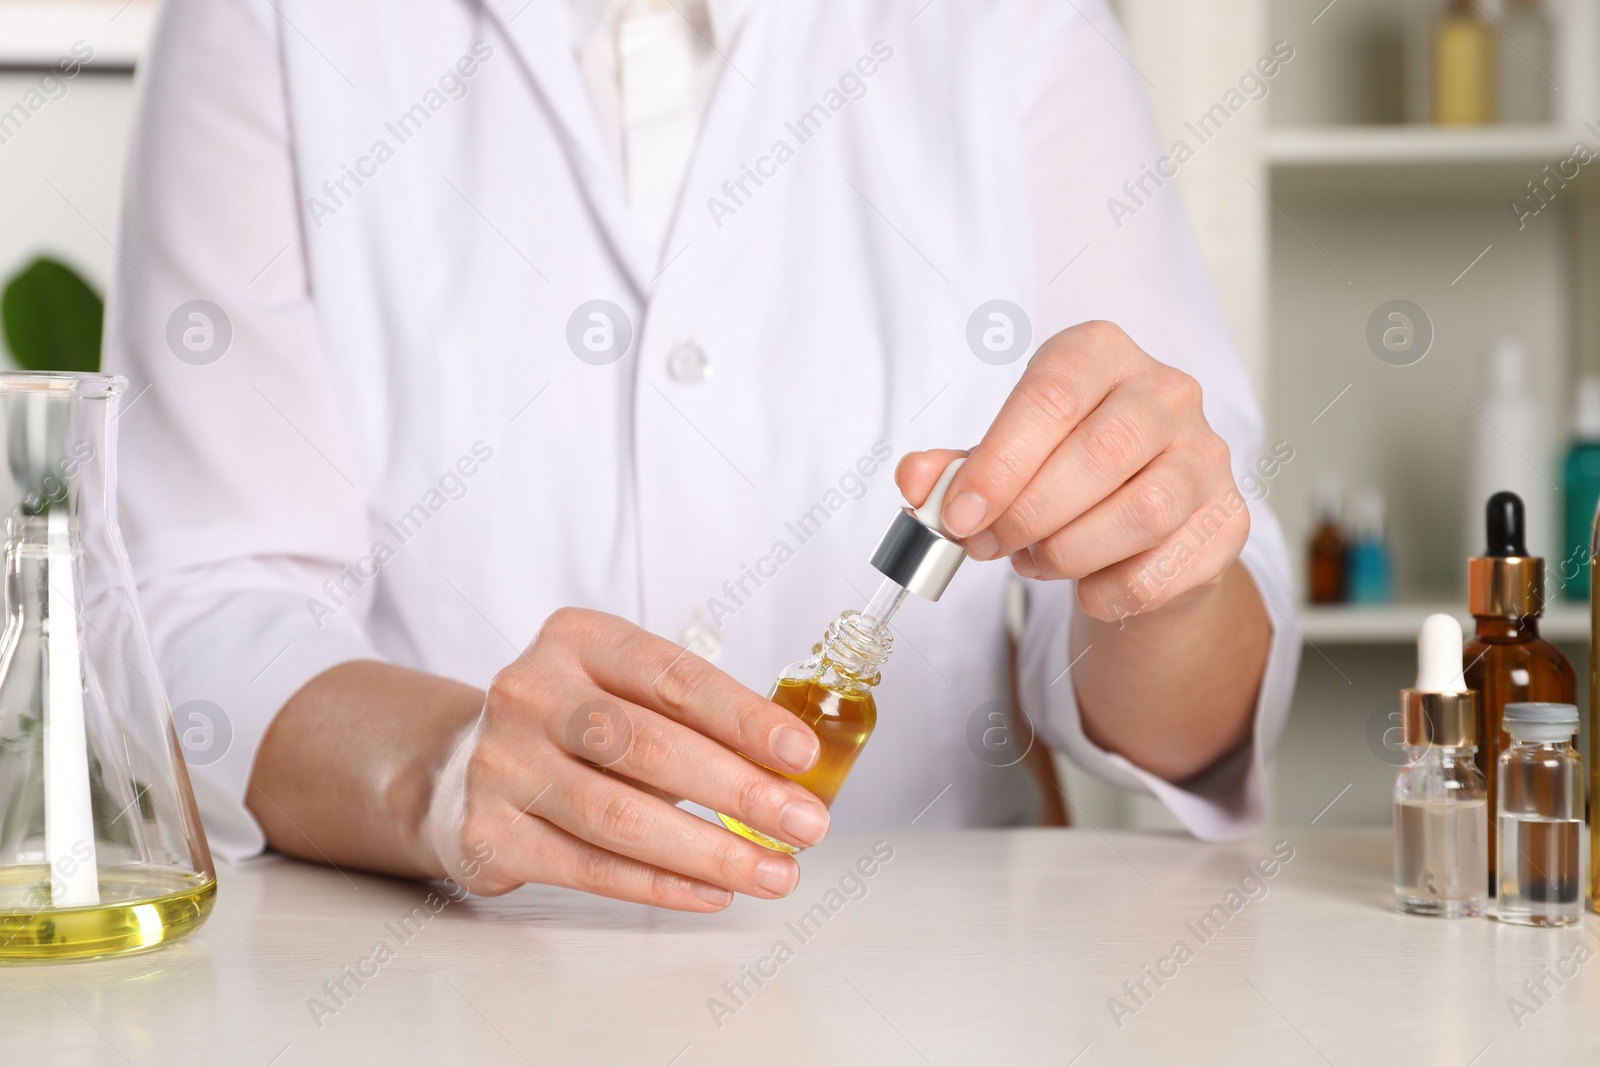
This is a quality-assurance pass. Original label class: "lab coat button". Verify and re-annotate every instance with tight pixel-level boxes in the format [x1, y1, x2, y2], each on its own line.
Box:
[666, 342, 712, 384]
[680, 613, 722, 662]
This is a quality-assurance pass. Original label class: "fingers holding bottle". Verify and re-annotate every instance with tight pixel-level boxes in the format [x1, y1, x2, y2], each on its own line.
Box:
[424, 607, 829, 912]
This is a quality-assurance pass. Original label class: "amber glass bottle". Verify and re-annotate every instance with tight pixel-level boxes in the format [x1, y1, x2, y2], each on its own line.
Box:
[1463, 492, 1575, 894]
[1308, 482, 1346, 604]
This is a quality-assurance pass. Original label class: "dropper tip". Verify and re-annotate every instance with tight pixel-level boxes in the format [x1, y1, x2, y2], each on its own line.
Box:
[859, 576, 910, 630]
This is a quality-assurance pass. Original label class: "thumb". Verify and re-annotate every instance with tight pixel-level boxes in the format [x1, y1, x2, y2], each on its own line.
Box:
[894, 449, 970, 509]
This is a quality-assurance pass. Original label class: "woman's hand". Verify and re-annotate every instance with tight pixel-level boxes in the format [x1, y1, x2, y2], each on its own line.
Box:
[891, 319, 1268, 782]
[897, 320, 1248, 621]
[422, 608, 830, 911]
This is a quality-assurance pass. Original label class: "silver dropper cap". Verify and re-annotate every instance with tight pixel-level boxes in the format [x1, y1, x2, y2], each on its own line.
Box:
[868, 457, 969, 601]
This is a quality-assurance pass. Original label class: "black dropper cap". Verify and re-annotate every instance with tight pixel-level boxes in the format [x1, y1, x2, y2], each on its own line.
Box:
[1469, 490, 1543, 617]
[1485, 491, 1526, 557]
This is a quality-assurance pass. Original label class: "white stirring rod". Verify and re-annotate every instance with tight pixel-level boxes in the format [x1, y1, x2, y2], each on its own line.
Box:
[44, 503, 98, 906]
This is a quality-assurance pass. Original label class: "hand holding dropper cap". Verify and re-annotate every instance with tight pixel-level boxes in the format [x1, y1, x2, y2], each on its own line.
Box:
[869, 456, 970, 600]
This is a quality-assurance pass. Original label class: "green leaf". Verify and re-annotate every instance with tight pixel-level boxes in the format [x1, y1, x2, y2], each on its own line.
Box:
[1, 257, 103, 373]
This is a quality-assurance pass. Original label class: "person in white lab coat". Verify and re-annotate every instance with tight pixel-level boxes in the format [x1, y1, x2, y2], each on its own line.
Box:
[105, 0, 1301, 910]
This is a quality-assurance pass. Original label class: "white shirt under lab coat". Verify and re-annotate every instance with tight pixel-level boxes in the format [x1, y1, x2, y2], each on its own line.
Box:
[565, 0, 747, 246]
[105, 0, 1301, 862]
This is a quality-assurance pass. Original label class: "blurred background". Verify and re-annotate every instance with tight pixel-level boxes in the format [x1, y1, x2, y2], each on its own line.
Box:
[0, 0, 1593, 831]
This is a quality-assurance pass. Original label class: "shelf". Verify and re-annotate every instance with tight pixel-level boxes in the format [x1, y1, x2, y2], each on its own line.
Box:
[1269, 125, 1594, 166]
[1297, 603, 1590, 645]
[1267, 124, 1598, 197]
[0, 1, 157, 70]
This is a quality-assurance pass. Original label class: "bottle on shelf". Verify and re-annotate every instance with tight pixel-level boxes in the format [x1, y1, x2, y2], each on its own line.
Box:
[1499, 0, 1554, 124]
[718, 459, 970, 852]
[1307, 479, 1346, 605]
[1394, 613, 1488, 918]
[1344, 489, 1393, 604]
[1589, 471, 1600, 910]
[1464, 490, 1576, 895]
[1433, 0, 1497, 124]
[1466, 339, 1553, 566]
[1560, 376, 1600, 601]
[1497, 702, 1585, 926]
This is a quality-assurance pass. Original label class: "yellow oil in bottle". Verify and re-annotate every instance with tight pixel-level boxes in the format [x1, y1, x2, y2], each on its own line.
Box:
[718, 674, 877, 853]
[0, 866, 216, 962]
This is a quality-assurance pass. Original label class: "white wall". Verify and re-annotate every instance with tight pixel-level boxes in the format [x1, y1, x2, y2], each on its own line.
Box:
[0, 71, 136, 316]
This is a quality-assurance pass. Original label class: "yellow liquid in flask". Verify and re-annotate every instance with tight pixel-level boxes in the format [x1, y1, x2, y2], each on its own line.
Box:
[0, 866, 216, 962]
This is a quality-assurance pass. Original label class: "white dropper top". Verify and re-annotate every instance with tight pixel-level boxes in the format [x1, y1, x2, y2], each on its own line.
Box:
[1414, 613, 1468, 693]
[1575, 376, 1600, 440]
[1351, 488, 1385, 542]
[1313, 476, 1341, 523]
[914, 456, 965, 538]
[1489, 338, 1529, 394]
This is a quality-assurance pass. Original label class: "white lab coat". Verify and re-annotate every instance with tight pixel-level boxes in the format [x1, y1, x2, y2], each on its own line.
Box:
[105, 0, 1300, 860]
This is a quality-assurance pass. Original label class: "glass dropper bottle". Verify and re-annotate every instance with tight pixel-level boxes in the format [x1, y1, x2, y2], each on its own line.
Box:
[1394, 613, 1488, 918]
[1464, 490, 1575, 894]
[717, 459, 971, 852]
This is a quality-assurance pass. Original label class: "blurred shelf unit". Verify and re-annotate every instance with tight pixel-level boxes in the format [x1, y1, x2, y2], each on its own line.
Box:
[0, 1, 157, 70]
[1270, 125, 1596, 166]
[1268, 124, 1600, 194]
[1298, 602, 1590, 644]
[1119, 0, 1600, 656]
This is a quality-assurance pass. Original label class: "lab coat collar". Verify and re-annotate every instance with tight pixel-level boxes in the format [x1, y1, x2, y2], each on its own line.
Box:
[480, 0, 658, 295]
[561, 0, 752, 52]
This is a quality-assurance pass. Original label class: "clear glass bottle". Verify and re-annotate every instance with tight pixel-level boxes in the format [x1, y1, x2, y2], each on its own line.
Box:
[1395, 614, 1488, 918]
[1499, 0, 1553, 123]
[1395, 751, 1489, 918]
[718, 458, 971, 854]
[0, 374, 216, 961]
[1497, 702, 1585, 926]
[718, 605, 893, 854]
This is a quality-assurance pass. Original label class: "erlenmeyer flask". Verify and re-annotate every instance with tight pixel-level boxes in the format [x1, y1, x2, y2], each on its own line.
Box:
[0, 373, 215, 961]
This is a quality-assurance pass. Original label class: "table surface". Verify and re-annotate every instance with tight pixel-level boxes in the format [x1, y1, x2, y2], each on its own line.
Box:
[5, 827, 1600, 1065]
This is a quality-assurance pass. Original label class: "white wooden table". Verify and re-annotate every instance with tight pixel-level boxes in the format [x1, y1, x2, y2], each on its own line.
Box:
[5, 828, 1599, 1065]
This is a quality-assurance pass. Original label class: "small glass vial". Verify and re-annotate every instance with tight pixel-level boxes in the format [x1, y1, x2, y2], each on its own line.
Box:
[1394, 614, 1489, 918]
[1497, 702, 1586, 926]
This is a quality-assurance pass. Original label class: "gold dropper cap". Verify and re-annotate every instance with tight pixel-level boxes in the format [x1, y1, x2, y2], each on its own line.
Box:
[1400, 613, 1477, 748]
[1466, 557, 1544, 617]
[1467, 491, 1544, 618]
[1400, 690, 1478, 748]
